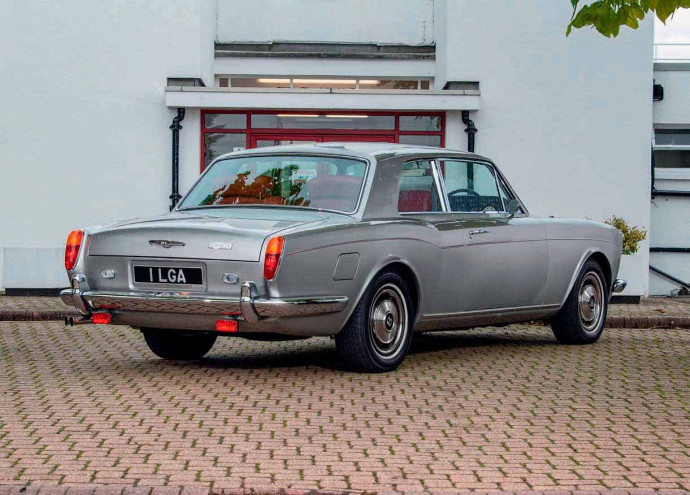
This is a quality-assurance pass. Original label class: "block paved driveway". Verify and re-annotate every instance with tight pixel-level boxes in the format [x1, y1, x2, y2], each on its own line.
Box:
[0, 321, 688, 493]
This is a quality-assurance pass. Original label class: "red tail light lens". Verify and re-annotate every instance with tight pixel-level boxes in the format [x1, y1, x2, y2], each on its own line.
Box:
[65, 229, 84, 270]
[263, 236, 284, 280]
[216, 319, 238, 333]
[92, 313, 111, 325]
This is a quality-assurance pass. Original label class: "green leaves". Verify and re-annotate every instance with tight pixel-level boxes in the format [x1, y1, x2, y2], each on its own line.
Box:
[567, 0, 690, 37]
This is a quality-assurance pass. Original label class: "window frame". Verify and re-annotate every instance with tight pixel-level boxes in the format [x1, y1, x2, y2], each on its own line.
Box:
[397, 159, 448, 215]
[200, 110, 446, 172]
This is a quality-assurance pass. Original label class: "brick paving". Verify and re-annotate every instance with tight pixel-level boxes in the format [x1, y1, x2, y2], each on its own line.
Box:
[0, 321, 688, 493]
[0, 297, 79, 322]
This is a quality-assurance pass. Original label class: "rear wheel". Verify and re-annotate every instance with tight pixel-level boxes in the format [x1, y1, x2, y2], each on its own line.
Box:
[142, 329, 217, 360]
[335, 272, 413, 373]
[551, 260, 608, 344]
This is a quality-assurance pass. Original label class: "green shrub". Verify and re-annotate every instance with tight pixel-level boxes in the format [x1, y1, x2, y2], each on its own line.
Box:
[604, 216, 647, 255]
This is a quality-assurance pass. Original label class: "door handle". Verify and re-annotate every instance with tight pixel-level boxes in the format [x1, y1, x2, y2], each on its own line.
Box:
[469, 229, 490, 238]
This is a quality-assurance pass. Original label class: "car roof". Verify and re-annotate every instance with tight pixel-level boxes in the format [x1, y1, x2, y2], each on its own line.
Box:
[214, 142, 492, 163]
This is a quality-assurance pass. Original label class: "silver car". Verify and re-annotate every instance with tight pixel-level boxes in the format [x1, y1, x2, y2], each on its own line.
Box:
[61, 143, 626, 372]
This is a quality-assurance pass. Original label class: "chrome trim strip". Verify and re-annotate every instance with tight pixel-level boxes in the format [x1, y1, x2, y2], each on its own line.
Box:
[612, 279, 627, 293]
[422, 303, 561, 320]
[254, 296, 349, 318]
[430, 159, 450, 213]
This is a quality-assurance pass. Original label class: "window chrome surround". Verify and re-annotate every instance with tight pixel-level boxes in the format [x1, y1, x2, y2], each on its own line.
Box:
[177, 151, 372, 216]
[432, 157, 528, 216]
[397, 158, 449, 215]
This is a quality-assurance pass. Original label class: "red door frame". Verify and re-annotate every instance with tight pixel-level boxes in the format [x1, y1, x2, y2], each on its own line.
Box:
[200, 110, 445, 171]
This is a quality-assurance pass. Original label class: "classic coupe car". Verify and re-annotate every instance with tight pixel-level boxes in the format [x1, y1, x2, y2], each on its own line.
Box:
[61, 143, 626, 372]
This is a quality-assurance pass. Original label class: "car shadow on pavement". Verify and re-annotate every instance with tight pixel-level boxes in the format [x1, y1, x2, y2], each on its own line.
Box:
[157, 328, 559, 372]
[408, 328, 557, 355]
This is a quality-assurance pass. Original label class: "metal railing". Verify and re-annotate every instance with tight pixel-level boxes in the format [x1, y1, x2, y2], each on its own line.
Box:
[654, 42, 690, 62]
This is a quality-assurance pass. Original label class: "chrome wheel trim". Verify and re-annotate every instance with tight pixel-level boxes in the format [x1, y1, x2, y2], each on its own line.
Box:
[368, 283, 408, 360]
[578, 271, 605, 334]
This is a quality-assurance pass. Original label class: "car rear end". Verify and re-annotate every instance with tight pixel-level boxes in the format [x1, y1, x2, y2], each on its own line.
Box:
[60, 149, 369, 337]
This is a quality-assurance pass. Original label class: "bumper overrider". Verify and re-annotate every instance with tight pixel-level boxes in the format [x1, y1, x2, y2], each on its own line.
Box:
[61, 280, 348, 326]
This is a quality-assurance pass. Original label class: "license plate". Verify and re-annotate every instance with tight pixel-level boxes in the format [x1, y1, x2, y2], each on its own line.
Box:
[133, 266, 203, 285]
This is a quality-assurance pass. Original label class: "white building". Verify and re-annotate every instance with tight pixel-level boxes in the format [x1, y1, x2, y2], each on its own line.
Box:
[0, 0, 673, 298]
[650, 17, 690, 297]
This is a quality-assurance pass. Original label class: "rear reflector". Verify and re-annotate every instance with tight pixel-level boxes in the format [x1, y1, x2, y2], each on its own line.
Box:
[216, 320, 238, 333]
[64, 229, 84, 270]
[92, 313, 111, 325]
[263, 236, 284, 280]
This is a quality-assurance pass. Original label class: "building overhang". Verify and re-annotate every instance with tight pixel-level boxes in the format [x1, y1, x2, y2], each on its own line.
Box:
[164, 87, 480, 111]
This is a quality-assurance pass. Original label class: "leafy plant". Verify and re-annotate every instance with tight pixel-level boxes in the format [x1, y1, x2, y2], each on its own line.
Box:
[605, 216, 648, 255]
[567, 0, 690, 37]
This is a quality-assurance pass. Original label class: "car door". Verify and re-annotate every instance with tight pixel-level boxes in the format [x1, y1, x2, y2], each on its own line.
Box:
[397, 159, 466, 316]
[438, 158, 549, 316]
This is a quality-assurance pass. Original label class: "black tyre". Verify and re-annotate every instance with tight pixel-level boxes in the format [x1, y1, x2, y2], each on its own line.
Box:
[142, 329, 217, 360]
[551, 259, 608, 345]
[335, 271, 414, 373]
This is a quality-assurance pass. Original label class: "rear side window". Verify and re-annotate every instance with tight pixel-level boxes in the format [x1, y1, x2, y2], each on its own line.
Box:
[397, 160, 442, 213]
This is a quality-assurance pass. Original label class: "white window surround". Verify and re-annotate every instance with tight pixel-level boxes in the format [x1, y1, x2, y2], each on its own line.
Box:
[165, 86, 480, 111]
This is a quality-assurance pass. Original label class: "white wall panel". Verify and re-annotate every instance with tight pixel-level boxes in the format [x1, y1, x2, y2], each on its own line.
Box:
[216, 0, 434, 44]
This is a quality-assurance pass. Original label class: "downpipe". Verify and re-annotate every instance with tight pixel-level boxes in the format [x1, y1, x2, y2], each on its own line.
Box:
[169, 108, 186, 211]
[461, 110, 477, 153]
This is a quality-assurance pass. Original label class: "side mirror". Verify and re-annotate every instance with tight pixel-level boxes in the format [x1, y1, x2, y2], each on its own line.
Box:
[506, 199, 520, 219]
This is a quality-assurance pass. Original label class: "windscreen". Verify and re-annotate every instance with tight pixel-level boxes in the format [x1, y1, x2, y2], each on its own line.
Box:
[180, 155, 368, 213]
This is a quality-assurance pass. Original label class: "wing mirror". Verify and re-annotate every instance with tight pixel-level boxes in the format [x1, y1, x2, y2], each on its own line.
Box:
[506, 199, 520, 219]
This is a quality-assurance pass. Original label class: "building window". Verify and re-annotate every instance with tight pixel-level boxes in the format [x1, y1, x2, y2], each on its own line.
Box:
[200, 111, 445, 170]
[218, 77, 434, 90]
[654, 129, 690, 168]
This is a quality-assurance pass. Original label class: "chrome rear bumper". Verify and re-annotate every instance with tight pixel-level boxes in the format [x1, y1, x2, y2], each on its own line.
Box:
[60, 281, 348, 323]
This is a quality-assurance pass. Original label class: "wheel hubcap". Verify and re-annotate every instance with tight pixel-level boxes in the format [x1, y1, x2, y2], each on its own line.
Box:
[369, 284, 408, 359]
[578, 272, 604, 333]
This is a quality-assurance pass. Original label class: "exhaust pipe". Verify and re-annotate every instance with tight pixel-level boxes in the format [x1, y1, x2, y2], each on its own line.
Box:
[64, 316, 92, 327]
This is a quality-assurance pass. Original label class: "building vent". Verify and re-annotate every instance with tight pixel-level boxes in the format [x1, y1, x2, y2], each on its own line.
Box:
[166, 78, 206, 87]
[444, 81, 480, 91]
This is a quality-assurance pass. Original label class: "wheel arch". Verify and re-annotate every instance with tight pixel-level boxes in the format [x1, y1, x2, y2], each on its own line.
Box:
[346, 258, 423, 328]
[587, 251, 612, 292]
[558, 248, 613, 309]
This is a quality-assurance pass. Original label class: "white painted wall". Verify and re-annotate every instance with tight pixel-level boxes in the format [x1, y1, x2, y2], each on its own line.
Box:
[654, 69, 690, 125]
[0, 0, 654, 295]
[0, 0, 213, 288]
[216, 0, 434, 45]
[435, 0, 654, 295]
[650, 172, 690, 295]
[651, 67, 690, 295]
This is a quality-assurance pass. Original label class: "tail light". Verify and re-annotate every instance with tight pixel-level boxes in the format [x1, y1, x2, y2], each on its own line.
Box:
[65, 229, 84, 270]
[216, 319, 238, 333]
[263, 236, 284, 280]
[92, 313, 112, 325]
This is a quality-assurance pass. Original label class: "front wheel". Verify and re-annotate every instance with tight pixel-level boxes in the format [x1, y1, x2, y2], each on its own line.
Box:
[142, 329, 217, 360]
[551, 260, 608, 345]
[335, 272, 414, 373]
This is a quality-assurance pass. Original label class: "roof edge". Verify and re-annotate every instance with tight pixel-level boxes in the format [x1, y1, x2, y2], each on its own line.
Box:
[215, 42, 436, 60]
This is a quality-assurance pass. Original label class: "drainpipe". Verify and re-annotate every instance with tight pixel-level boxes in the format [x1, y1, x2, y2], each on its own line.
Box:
[169, 108, 186, 211]
[461, 110, 477, 153]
